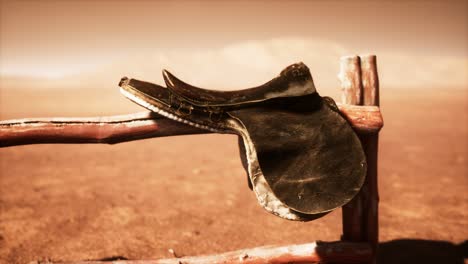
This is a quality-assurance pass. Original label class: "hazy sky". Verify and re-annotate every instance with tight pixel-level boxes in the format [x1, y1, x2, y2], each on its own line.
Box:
[0, 0, 467, 88]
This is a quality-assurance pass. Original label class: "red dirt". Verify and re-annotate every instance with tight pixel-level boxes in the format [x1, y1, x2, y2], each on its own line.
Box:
[0, 86, 467, 263]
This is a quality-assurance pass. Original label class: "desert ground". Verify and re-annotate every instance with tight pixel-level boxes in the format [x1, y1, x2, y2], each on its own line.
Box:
[0, 84, 467, 264]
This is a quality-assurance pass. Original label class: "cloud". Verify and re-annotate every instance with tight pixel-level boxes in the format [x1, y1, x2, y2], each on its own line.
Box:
[91, 37, 468, 90]
[1, 37, 467, 91]
[90, 38, 344, 90]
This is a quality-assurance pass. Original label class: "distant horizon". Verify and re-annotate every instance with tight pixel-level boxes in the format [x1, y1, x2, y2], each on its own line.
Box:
[1, 38, 467, 90]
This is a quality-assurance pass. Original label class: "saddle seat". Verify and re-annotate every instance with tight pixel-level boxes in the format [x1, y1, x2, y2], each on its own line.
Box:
[163, 62, 317, 108]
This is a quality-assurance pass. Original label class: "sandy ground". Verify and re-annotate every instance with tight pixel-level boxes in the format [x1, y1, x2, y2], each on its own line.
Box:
[0, 85, 467, 264]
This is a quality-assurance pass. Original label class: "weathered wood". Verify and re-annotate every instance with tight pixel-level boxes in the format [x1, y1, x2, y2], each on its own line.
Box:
[0, 105, 383, 147]
[359, 134, 379, 264]
[360, 54, 380, 264]
[341, 55, 366, 243]
[46, 241, 372, 264]
[0, 112, 207, 147]
[338, 55, 363, 105]
[337, 104, 383, 134]
[340, 54, 381, 264]
[360, 55, 380, 106]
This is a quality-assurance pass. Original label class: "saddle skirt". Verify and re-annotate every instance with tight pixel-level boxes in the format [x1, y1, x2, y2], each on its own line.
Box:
[118, 63, 366, 221]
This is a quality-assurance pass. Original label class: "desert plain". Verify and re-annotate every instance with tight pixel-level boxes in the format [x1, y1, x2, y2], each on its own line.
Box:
[0, 82, 467, 264]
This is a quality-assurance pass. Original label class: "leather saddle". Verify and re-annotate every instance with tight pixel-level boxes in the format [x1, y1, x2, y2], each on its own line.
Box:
[119, 63, 366, 221]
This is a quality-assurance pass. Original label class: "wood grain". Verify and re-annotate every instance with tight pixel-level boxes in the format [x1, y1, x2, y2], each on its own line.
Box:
[360, 54, 380, 264]
[338, 55, 363, 105]
[361, 55, 380, 106]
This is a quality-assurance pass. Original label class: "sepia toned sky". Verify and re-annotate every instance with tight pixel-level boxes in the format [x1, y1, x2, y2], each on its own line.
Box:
[0, 0, 467, 89]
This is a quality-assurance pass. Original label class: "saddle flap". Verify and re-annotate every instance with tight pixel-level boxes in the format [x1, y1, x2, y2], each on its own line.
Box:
[227, 96, 366, 215]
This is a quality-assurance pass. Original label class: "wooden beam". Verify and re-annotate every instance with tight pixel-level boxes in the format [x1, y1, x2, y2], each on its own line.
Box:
[0, 112, 206, 147]
[47, 241, 371, 264]
[359, 54, 380, 264]
[341, 55, 366, 243]
[0, 104, 383, 148]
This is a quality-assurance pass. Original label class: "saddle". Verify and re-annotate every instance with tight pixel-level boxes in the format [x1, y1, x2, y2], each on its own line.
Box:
[119, 63, 366, 221]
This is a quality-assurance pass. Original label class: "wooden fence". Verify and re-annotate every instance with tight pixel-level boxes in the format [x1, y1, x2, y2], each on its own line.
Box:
[1, 55, 383, 264]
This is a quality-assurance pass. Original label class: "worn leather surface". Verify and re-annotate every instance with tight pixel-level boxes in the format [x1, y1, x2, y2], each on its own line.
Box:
[229, 94, 366, 214]
[119, 62, 367, 221]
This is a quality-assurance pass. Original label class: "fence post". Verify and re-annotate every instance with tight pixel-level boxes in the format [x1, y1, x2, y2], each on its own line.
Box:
[340, 55, 380, 264]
